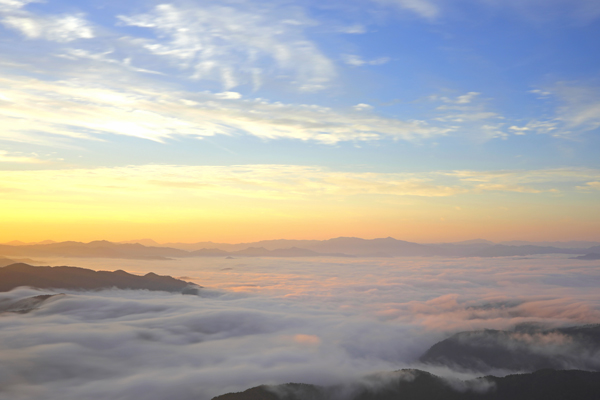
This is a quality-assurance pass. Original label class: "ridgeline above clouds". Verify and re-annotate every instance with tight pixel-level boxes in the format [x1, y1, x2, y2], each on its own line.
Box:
[2, 237, 600, 259]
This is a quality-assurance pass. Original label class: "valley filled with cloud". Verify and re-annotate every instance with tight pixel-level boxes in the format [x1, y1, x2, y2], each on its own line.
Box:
[1, 255, 598, 399]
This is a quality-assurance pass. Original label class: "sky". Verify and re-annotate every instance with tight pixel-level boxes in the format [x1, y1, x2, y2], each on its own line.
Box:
[1, 0, 599, 243]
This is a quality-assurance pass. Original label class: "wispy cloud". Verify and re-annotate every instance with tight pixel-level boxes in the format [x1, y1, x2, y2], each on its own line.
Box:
[0, 150, 45, 163]
[0, 0, 93, 42]
[1, 165, 598, 202]
[0, 72, 448, 145]
[117, 2, 335, 91]
[512, 83, 600, 138]
[342, 54, 390, 67]
[432, 92, 507, 140]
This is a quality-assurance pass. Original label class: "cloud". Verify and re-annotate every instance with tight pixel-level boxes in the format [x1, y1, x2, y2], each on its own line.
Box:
[342, 54, 390, 66]
[1, 254, 599, 399]
[432, 92, 507, 140]
[0, 166, 597, 209]
[0, 150, 45, 163]
[214, 92, 243, 100]
[376, 0, 440, 19]
[117, 2, 335, 91]
[337, 24, 367, 34]
[577, 181, 600, 191]
[455, 92, 480, 104]
[0, 72, 447, 145]
[508, 126, 529, 135]
[0, 0, 93, 42]
[353, 103, 373, 111]
[510, 83, 600, 138]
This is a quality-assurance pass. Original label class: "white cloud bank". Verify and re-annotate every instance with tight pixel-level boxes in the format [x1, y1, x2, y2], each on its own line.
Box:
[0, 256, 599, 400]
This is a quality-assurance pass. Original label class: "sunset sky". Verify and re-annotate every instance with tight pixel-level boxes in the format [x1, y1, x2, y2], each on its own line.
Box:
[1, 0, 599, 243]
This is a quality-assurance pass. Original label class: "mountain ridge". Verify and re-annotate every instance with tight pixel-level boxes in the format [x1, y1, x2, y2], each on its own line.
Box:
[1, 237, 599, 259]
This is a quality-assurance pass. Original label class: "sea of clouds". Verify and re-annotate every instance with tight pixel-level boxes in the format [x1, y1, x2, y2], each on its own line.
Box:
[1, 255, 599, 400]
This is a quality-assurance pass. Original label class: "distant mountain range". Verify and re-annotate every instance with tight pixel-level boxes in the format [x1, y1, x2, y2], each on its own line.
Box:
[213, 369, 600, 400]
[2, 237, 600, 259]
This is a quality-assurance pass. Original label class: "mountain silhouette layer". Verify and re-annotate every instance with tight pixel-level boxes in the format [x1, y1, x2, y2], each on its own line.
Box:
[2, 237, 598, 259]
[419, 325, 600, 372]
[0, 263, 200, 294]
[212, 369, 600, 400]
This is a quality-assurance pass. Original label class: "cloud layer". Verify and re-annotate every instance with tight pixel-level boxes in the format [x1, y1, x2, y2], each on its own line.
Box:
[1, 255, 599, 400]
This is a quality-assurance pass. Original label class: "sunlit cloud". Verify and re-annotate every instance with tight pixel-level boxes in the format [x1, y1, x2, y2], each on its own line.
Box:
[0, 73, 448, 145]
[1, 165, 598, 202]
[0, 150, 46, 163]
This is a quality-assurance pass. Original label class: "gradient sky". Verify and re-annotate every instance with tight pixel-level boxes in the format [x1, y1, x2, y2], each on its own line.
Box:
[1, 0, 599, 243]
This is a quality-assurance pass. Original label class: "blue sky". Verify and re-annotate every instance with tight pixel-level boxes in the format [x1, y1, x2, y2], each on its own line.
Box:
[0, 0, 599, 242]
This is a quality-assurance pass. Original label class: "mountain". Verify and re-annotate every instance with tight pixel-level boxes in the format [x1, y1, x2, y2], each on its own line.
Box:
[0, 256, 43, 268]
[114, 237, 600, 258]
[500, 241, 600, 249]
[118, 238, 162, 246]
[2, 240, 56, 246]
[0, 241, 354, 259]
[0, 240, 190, 259]
[303, 237, 447, 256]
[162, 239, 324, 252]
[419, 325, 600, 372]
[212, 369, 600, 400]
[0, 263, 201, 294]
[1, 238, 598, 259]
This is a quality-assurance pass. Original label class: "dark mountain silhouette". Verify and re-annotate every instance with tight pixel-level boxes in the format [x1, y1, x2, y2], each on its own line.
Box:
[0, 257, 19, 268]
[0, 263, 201, 294]
[419, 325, 600, 372]
[212, 369, 600, 400]
[572, 253, 600, 260]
